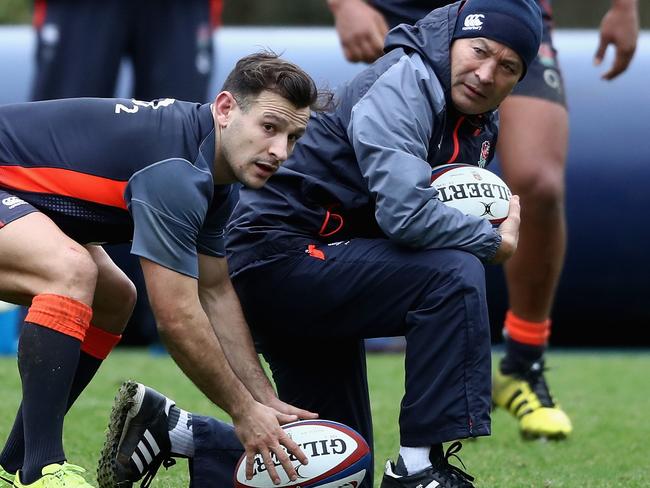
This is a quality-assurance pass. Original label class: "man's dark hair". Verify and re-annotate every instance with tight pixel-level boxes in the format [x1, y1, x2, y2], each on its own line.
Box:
[221, 51, 331, 112]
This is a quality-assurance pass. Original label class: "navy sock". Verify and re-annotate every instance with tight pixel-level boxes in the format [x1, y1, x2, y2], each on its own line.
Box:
[0, 412, 23, 473]
[500, 337, 545, 375]
[1, 351, 102, 474]
[17, 323, 81, 484]
[65, 351, 103, 408]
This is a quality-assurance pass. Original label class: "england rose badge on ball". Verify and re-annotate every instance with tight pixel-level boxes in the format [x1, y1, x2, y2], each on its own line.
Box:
[430, 163, 511, 225]
[234, 420, 370, 488]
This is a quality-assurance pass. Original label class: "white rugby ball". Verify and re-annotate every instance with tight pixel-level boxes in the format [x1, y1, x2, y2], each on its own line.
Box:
[430, 163, 511, 225]
[234, 420, 371, 488]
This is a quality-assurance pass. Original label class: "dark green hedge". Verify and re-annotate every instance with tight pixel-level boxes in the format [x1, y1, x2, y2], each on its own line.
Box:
[1, 0, 647, 28]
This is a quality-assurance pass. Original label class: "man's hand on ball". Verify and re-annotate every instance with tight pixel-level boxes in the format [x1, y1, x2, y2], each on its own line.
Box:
[234, 400, 307, 484]
[490, 195, 520, 264]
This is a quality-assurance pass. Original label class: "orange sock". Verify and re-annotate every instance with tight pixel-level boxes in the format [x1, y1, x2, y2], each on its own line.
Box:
[504, 310, 550, 346]
[81, 325, 122, 359]
[25, 294, 92, 341]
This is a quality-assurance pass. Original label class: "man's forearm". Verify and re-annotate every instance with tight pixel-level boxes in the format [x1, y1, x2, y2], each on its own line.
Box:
[157, 302, 256, 416]
[199, 279, 278, 404]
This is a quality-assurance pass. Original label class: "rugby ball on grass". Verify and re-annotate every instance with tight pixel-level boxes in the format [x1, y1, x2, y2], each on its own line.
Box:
[430, 163, 511, 226]
[234, 420, 370, 488]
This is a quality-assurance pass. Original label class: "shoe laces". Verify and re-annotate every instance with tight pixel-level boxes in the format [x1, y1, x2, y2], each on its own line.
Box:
[140, 457, 176, 488]
[522, 361, 555, 408]
[431, 442, 475, 487]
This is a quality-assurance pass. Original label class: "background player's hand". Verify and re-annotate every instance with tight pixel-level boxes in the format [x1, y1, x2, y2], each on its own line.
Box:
[266, 396, 319, 423]
[328, 0, 389, 63]
[594, 0, 639, 80]
[234, 400, 309, 484]
[490, 195, 520, 264]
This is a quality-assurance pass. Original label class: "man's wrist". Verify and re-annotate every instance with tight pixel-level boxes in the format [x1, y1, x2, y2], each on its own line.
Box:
[245, 371, 278, 405]
[228, 392, 258, 421]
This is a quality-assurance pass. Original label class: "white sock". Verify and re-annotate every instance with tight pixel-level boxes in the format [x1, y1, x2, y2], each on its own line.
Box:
[168, 406, 194, 457]
[398, 446, 431, 474]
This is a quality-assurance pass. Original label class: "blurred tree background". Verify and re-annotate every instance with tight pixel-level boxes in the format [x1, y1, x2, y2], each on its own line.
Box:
[0, 0, 30, 23]
[1, 0, 648, 27]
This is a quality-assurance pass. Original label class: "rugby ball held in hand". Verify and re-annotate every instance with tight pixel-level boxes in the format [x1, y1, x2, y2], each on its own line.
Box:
[234, 420, 370, 488]
[430, 163, 511, 225]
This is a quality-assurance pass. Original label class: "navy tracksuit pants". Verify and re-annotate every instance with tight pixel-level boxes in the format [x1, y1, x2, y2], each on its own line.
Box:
[189, 238, 492, 488]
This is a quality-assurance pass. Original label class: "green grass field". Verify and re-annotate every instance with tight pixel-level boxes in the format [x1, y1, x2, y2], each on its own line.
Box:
[1, 350, 649, 487]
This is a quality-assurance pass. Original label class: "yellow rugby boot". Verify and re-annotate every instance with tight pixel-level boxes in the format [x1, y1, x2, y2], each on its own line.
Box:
[13, 463, 95, 488]
[493, 360, 572, 440]
[0, 466, 14, 486]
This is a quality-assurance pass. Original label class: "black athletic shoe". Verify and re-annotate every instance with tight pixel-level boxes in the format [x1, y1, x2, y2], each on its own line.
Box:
[379, 442, 475, 488]
[97, 381, 176, 488]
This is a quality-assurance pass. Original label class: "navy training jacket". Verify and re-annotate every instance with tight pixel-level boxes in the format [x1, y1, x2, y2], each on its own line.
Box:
[227, 1, 502, 274]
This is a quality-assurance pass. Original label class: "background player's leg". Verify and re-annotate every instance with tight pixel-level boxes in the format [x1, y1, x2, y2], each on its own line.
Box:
[31, 0, 127, 100]
[132, 0, 213, 101]
[0, 213, 97, 483]
[495, 95, 572, 437]
[498, 96, 568, 325]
